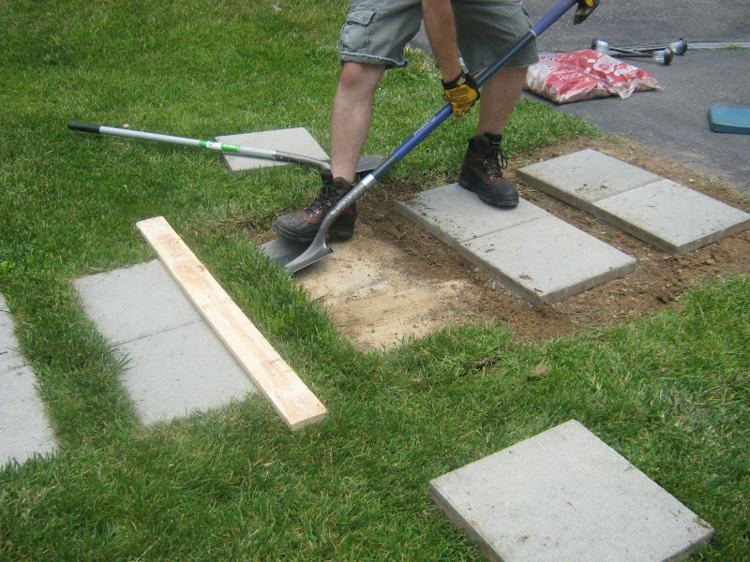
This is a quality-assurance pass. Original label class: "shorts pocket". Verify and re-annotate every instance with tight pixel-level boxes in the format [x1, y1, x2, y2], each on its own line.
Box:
[340, 9, 376, 52]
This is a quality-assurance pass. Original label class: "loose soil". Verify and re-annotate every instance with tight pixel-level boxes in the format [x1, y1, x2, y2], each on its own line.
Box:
[287, 136, 750, 349]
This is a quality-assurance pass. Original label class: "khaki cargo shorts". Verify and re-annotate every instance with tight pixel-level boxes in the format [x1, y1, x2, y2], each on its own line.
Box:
[339, 0, 538, 73]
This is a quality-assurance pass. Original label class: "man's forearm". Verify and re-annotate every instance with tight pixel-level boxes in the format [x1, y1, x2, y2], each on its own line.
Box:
[421, 0, 462, 81]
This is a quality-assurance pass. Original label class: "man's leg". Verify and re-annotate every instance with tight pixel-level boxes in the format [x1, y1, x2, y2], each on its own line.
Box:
[331, 62, 385, 182]
[458, 67, 528, 208]
[272, 62, 383, 242]
[477, 67, 527, 135]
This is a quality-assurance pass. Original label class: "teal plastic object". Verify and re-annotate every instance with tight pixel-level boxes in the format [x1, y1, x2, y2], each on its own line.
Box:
[708, 105, 750, 135]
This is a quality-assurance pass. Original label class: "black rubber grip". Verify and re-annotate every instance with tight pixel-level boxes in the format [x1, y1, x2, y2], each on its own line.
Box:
[68, 121, 101, 134]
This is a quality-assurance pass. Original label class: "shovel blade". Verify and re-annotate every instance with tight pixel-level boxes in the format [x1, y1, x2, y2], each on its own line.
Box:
[355, 154, 385, 177]
[260, 237, 333, 273]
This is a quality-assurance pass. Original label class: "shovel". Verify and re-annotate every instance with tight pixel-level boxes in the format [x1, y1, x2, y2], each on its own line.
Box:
[67, 122, 384, 177]
[266, 0, 587, 273]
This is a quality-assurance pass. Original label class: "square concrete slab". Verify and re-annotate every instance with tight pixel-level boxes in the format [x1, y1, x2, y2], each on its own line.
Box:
[430, 420, 714, 562]
[394, 184, 548, 243]
[75, 260, 201, 345]
[76, 261, 258, 425]
[215, 128, 329, 172]
[396, 185, 636, 305]
[517, 149, 661, 208]
[595, 179, 750, 253]
[118, 321, 256, 424]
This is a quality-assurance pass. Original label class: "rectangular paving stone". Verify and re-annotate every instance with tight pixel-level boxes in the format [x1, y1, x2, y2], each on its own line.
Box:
[75, 260, 201, 345]
[216, 128, 329, 172]
[76, 261, 258, 425]
[396, 184, 636, 305]
[118, 321, 257, 425]
[595, 179, 750, 253]
[430, 420, 714, 562]
[0, 295, 57, 467]
[517, 149, 661, 210]
[518, 149, 750, 254]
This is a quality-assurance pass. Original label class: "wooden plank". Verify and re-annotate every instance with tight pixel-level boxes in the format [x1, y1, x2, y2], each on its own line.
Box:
[136, 216, 326, 430]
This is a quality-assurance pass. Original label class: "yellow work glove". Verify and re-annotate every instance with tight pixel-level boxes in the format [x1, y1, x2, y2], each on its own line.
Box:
[442, 72, 480, 116]
[574, 0, 599, 24]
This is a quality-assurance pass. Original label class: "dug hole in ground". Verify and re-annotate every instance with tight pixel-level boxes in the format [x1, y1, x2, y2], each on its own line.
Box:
[259, 136, 750, 350]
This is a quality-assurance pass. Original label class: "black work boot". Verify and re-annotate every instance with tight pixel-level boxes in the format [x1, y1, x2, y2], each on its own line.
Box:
[458, 133, 519, 208]
[272, 172, 356, 243]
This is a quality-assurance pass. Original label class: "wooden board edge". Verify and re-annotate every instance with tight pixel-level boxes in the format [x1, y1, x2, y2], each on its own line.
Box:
[136, 216, 326, 430]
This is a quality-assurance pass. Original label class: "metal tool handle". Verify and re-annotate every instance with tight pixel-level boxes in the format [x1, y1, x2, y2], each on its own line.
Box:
[68, 121, 331, 170]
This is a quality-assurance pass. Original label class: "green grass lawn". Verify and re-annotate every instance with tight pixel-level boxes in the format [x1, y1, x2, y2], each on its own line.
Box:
[1, 1, 748, 560]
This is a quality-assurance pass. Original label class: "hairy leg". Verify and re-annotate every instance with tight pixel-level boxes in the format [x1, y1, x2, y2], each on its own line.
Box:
[330, 62, 385, 182]
[477, 67, 528, 135]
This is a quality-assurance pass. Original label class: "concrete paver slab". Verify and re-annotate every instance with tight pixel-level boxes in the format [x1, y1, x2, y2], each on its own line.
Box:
[118, 321, 256, 425]
[394, 184, 548, 243]
[75, 260, 201, 345]
[396, 184, 636, 305]
[518, 150, 750, 253]
[215, 128, 329, 172]
[596, 179, 750, 253]
[517, 149, 661, 209]
[76, 261, 258, 425]
[430, 420, 714, 562]
[462, 216, 636, 304]
[1, 295, 57, 467]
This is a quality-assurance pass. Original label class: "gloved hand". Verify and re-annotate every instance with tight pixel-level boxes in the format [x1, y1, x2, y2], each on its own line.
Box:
[442, 72, 480, 116]
[574, 0, 599, 24]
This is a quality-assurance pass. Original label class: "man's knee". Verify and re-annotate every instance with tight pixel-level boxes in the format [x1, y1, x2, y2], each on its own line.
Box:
[338, 62, 384, 93]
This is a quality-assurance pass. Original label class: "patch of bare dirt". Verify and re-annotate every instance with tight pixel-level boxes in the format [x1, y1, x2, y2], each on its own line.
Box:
[288, 136, 750, 349]
[296, 224, 476, 348]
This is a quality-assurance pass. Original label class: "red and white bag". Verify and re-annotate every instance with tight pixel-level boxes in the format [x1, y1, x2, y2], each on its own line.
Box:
[525, 49, 661, 104]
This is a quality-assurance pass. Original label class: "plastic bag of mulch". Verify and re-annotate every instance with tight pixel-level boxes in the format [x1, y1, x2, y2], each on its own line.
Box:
[525, 49, 661, 104]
